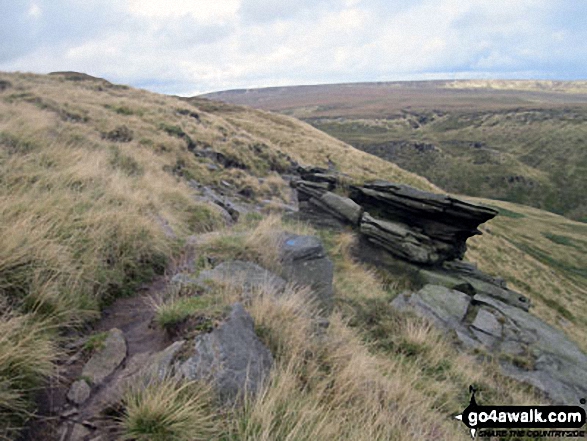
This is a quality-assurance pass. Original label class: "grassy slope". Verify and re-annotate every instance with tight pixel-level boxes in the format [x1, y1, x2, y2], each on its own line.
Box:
[204, 81, 587, 220]
[0, 72, 585, 440]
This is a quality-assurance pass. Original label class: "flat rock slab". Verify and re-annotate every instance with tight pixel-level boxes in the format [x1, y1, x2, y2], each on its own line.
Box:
[179, 303, 273, 402]
[197, 260, 286, 293]
[392, 284, 471, 329]
[81, 328, 126, 386]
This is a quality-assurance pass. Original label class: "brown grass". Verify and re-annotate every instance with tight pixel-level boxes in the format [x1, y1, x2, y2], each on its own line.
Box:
[0, 71, 581, 440]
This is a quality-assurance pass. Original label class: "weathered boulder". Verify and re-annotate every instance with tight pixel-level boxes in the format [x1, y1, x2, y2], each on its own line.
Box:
[392, 285, 587, 405]
[197, 260, 286, 293]
[350, 181, 497, 262]
[81, 328, 126, 386]
[278, 233, 334, 312]
[309, 191, 363, 226]
[179, 303, 273, 402]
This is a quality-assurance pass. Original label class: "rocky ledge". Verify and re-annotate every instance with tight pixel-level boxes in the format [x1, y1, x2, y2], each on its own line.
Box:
[293, 166, 497, 265]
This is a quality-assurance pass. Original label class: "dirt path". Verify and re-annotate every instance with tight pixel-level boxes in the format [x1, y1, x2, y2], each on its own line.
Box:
[21, 277, 172, 441]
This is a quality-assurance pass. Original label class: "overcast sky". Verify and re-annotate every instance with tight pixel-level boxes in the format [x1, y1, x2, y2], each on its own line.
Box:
[1, 0, 586, 96]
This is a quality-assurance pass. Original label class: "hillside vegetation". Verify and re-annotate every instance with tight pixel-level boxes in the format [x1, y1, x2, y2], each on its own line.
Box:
[0, 72, 586, 440]
[205, 80, 587, 221]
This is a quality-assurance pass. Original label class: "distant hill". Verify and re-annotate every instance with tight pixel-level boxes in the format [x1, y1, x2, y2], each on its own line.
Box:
[204, 80, 587, 221]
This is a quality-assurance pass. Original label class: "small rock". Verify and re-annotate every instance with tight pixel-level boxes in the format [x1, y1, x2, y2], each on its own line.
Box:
[67, 380, 91, 405]
[279, 233, 334, 312]
[471, 307, 502, 338]
[60, 407, 79, 419]
[69, 423, 91, 441]
[81, 328, 126, 385]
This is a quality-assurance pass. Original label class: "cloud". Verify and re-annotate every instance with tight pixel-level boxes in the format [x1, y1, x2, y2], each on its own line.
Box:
[1, 0, 586, 95]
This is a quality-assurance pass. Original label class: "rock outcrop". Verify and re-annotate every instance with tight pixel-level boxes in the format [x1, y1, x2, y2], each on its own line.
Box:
[292, 166, 497, 265]
[392, 285, 587, 405]
[291, 165, 587, 407]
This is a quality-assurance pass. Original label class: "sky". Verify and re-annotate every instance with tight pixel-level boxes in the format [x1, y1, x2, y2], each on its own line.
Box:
[1, 0, 586, 96]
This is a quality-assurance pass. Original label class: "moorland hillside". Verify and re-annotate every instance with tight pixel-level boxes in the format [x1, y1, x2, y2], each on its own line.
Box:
[205, 80, 587, 221]
[1, 72, 586, 440]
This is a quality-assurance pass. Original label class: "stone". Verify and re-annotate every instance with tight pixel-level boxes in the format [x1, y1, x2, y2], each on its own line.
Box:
[179, 303, 273, 402]
[472, 294, 587, 405]
[297, 165, 339, 186]
[416, 269, 475, 295]
[192, 185, 249, 222]
[465, 277, 530, 311]
[143, 340, 186, 381]
[309, 191, 363, 226]
[67, 380, 91, 405]
[418, 264, 530, 311]
[349, 181, 497, 262]
[406, 284, 471, 329]
[279, 233, 334, 312]
[82, 341, 186, 416]
[69, 423, 91, 441]
[471, 307, 502, 338]
[81, 328, 126, 385]
[193, 195, 233, 225]
[197, 260, 286, 293]
[293, 180, 332, 201]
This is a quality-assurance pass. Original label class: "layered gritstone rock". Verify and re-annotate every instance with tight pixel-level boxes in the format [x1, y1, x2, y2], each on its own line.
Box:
[292, 167, 497, 265]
